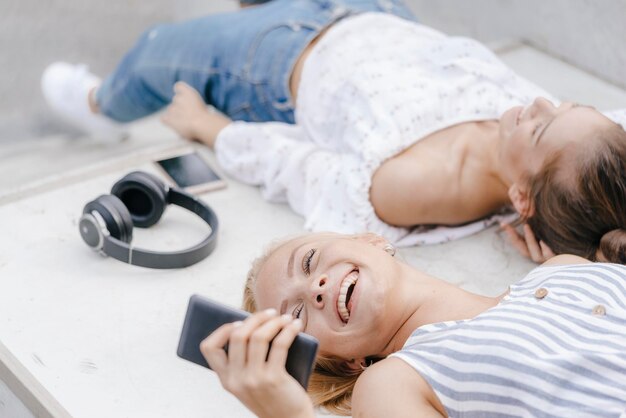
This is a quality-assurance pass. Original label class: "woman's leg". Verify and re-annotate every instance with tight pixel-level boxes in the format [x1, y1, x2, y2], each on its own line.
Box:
[91, 0, 417, 125]
[96, 0, 348, 124]
[95, 12, 260, 123]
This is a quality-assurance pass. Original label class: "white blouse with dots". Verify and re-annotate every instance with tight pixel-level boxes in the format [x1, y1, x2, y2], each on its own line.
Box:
[214, 12, 625, 246]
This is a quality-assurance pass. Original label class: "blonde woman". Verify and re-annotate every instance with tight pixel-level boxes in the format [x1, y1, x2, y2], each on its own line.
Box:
[200, 232, 626, 417]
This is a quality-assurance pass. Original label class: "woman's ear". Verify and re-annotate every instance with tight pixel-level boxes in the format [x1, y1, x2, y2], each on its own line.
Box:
[344, 358, 369, 372]
[508, 183, 535, 218]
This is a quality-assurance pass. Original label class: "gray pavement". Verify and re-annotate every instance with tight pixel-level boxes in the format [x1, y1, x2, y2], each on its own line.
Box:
[0, 2, 625, 417]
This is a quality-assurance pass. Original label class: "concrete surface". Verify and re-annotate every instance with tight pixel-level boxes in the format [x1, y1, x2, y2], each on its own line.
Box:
[410, 0, 626, 90]
[0, 380, 33, 418]
[1, 1, 626, 417]
[0, 0, 172, 142]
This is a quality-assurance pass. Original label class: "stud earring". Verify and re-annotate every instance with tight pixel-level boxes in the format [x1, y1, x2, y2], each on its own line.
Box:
[383, 243, 396, 256]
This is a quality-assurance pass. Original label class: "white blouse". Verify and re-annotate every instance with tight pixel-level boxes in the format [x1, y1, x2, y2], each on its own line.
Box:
[215, 12, 624, 246]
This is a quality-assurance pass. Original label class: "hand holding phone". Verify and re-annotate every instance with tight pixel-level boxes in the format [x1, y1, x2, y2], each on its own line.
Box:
[177, 295, 319, 389]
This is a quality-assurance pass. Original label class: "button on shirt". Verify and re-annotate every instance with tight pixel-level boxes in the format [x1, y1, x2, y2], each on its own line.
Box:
[534, 287, 548, 299]
[392, 263, 626, 417]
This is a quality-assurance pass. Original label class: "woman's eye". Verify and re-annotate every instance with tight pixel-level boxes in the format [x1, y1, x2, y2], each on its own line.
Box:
[302, 248, 316, 275]
[532, 123, 542, 137]
[293, 303, 304, 319]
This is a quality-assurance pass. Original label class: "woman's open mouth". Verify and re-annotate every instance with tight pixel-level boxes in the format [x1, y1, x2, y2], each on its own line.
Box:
[338, 268, 358, 323]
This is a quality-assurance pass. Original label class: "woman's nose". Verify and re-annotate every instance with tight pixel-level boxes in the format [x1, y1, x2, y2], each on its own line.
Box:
[531, 97, 556, 117]
[309, 275, 328, 308]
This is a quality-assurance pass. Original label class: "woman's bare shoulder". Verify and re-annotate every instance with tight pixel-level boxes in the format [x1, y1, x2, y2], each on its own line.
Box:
[541, 254, 592, 266]
[352, 357, 445, 417]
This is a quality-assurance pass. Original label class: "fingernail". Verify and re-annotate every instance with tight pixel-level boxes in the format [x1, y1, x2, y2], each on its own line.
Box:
[232, 321, 243, 328]
[264, 308, 277, 315]
[292, 319, 303, 329]
[281, 314, 292, 321]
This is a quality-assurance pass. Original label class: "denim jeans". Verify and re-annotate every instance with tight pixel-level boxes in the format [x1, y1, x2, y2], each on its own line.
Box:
[96, 0, 416, 123]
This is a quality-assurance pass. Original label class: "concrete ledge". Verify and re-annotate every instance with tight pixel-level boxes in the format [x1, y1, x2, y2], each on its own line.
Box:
[0, 340, 71, 418]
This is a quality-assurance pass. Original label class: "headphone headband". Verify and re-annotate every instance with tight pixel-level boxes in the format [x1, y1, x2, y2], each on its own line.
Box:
[79, 172, 219, 269]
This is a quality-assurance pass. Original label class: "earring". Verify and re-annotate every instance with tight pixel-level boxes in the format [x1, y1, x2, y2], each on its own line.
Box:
[383, 243, 396, 256]
[359, 357, 375, 370]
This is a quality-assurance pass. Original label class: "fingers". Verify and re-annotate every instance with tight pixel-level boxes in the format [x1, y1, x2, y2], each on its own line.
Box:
[247, 315, 294, 366]
[201, 308, 302, 389]
[523, 224, 543, 262]
[227, 309, 278, 369]
[200, 321, 241, 374]
[501, 223, 530, 258]
[540, 241, 556, 259]
[173, 81, 193, 94]
[173, 81, 204, 102]
[502, 222, 556, 263]
[267, 319, 303, 368]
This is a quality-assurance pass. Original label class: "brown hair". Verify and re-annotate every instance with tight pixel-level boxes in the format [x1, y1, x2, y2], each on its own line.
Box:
[242, 237, 363, 415]
[525, 123, 626, 263]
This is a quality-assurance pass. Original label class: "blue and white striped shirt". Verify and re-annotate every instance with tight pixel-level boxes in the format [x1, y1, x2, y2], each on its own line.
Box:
[391, 263, 626, 418]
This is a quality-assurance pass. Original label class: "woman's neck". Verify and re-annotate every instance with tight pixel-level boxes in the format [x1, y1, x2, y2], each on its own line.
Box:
[381, 264, 502, 355]
[467, 120, 512, 199]
[474, 120, 511, 194]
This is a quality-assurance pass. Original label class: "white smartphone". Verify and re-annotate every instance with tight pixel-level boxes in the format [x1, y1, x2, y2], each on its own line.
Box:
[155, 151, 226, 194]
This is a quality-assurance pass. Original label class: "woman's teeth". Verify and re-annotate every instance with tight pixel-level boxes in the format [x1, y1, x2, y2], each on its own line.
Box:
[338, 269, 358, 323]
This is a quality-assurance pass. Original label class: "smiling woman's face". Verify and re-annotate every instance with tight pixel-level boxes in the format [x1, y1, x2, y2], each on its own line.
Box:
[498, 98, 614, 185]
[253, 233, 403, 360]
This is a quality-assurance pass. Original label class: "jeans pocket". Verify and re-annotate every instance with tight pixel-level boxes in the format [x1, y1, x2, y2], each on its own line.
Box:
[245, 20, 322, 121]
[245, 20, 322, 83]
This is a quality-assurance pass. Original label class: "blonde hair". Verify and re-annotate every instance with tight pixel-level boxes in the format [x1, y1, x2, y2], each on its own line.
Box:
[241, 235, 363, 415]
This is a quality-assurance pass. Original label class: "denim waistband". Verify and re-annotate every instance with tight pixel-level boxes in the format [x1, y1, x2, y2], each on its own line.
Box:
[96, 0, 416, 123]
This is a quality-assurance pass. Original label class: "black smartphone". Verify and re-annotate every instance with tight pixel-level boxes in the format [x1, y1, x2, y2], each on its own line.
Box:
[177, 294, 319, 389]
[156, 151, 226, 194]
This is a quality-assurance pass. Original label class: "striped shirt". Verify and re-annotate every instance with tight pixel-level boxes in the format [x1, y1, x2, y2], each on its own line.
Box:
[391, 263, 626, 418]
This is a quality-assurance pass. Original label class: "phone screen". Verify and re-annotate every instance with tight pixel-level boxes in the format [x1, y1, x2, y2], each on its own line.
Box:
[157, 153, 221, 188]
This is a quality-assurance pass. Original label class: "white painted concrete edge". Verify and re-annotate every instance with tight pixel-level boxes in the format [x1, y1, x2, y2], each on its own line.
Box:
[0, 340, 71, 418]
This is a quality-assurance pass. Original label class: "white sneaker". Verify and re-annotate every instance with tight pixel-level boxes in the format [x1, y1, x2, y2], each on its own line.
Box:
[41, 62, 128, 141]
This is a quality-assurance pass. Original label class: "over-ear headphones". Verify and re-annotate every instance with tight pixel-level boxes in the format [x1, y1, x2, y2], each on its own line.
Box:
[79, 171, 219, 269]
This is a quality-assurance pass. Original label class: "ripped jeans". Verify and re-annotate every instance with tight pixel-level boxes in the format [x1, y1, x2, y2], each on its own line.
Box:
[95, 0, 416, 123]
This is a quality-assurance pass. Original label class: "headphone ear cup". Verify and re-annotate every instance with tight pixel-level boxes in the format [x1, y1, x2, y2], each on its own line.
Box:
[83, 195, 134, 243]
[111, 171, 168, 228]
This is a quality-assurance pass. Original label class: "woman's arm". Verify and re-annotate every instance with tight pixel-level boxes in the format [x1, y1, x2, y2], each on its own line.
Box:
[352, 357, 446, 418]
[200, 309, 315, 418]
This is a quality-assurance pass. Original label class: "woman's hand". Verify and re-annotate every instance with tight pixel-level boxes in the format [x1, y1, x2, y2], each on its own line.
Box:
[200, 309, 315, 418]
[501, 223, 556, 263]
[161, 81, 231, 148]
